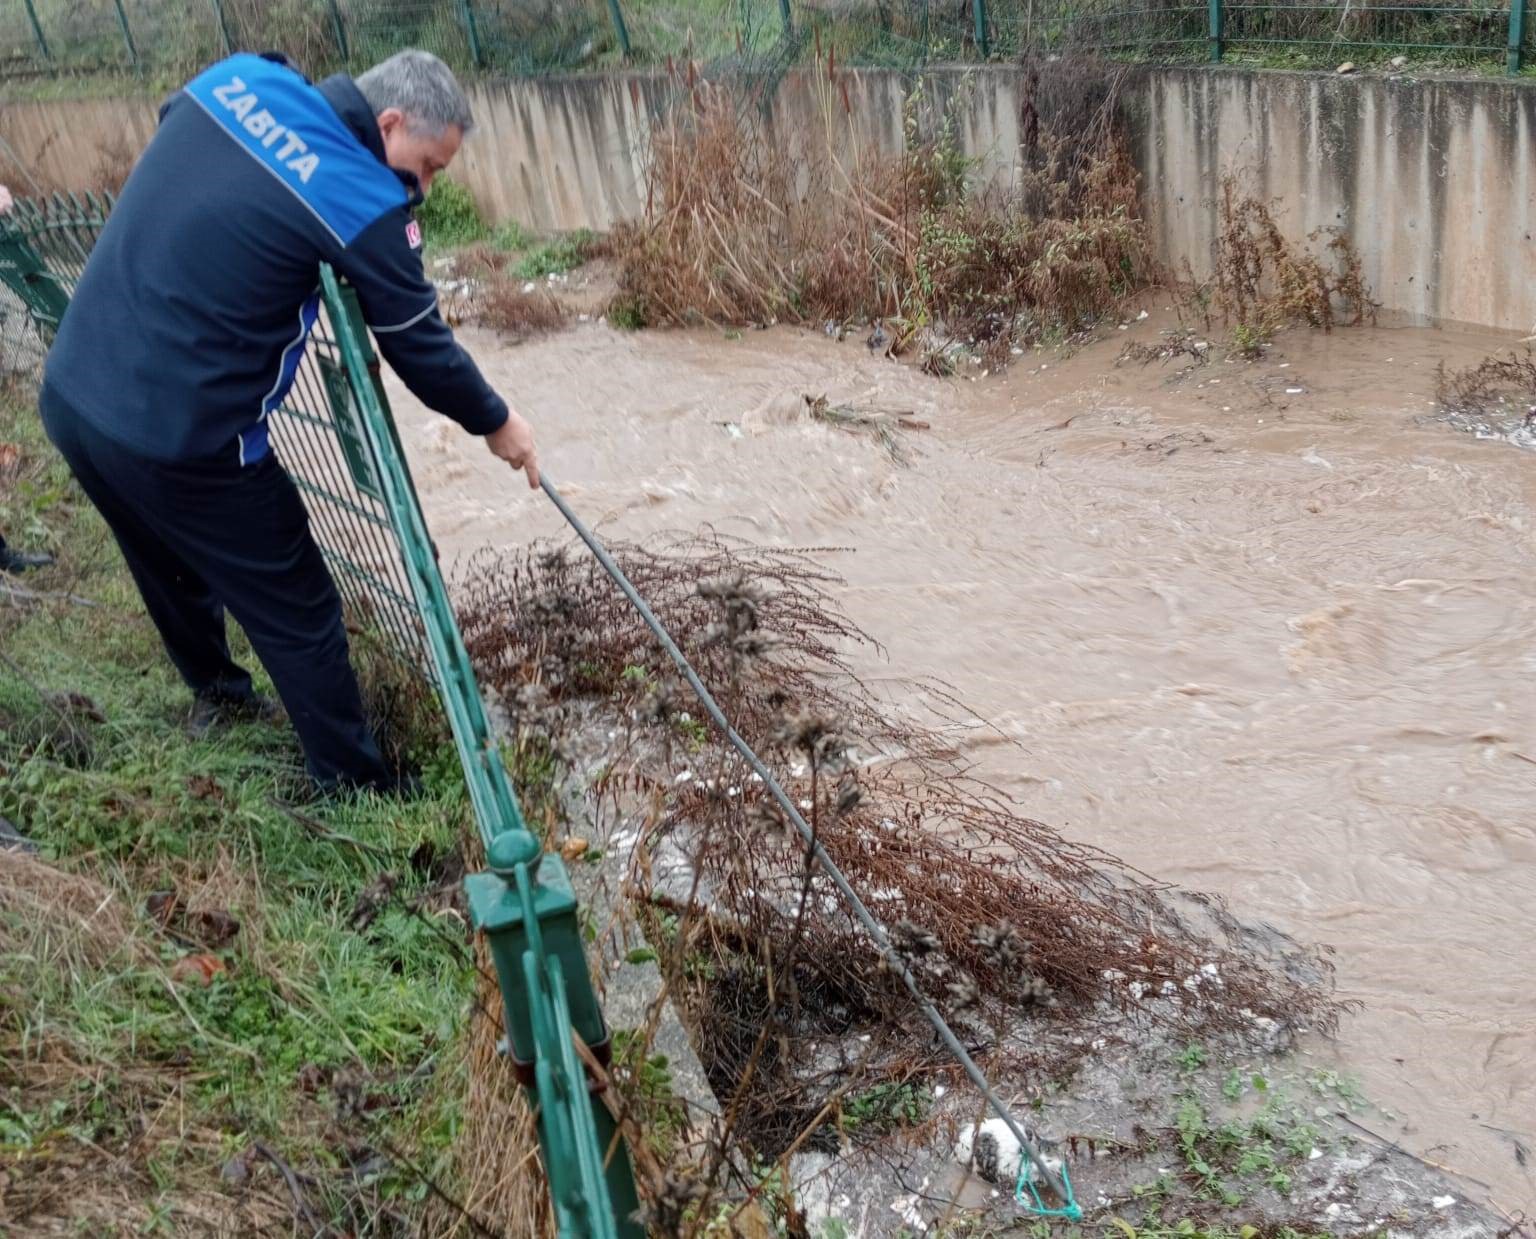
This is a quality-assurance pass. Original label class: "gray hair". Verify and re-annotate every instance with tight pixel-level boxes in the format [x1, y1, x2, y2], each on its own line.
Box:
[355, 49, 474, 137]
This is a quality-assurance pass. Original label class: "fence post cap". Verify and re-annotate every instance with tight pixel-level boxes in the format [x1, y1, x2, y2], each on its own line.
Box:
[488, 829, 541, 875]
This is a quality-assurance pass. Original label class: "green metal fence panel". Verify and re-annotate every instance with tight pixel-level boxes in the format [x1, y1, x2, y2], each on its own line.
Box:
[32, 0, 136, 72]
[0, 283, 46, 381]
[0, 194, 111, 342]
[7, 194, 644, 1236]
[321, 263, 644, 1238]
[119, 0, 244, 74]
[2, 0, 1527, 75]
[333, 0, 473, 69]
[471, 0, 615, 74]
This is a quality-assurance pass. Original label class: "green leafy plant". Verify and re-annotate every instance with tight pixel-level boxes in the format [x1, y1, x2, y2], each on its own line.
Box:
[414, 176, 487, 247]
[841, 1081, 931, 1136]
[607, 293, 649, 331]
[514, 230, 598, 280]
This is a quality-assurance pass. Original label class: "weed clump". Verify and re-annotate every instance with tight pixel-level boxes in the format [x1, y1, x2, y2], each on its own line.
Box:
[438, 245, 566, 338]
[415, 176, 487, 248]
[1435, 350, 1536, 417]
[513, 230, 602, 280]
[609, 55, 1149, 364]
[1191, 176, 1378, 355]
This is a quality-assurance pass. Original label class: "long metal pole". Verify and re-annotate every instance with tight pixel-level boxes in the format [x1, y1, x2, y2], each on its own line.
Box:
[539, 476, 1078, 1214]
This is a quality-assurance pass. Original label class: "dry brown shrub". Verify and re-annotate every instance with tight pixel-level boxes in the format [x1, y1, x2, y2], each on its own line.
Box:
[610, 55, 1148, 360]
[474, 280, 565, 338]
[457, 536, 1340, 1161]
[444, 247, 565, 337]
[1435, 350, 1536, 416]
[1199, 175, 1378, 352]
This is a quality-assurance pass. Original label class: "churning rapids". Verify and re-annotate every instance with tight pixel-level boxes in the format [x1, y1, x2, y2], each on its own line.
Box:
[386, 311, 1536, 1208]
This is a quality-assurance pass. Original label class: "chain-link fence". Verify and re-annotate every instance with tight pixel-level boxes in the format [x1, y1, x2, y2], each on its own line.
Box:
[0, 0, 1528, 78]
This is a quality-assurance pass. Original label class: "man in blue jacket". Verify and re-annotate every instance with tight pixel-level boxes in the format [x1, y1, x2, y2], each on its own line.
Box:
[40, 49, 538, 794]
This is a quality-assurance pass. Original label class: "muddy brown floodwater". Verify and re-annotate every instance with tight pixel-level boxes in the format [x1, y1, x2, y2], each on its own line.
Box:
[383, 311, 1536, 1210]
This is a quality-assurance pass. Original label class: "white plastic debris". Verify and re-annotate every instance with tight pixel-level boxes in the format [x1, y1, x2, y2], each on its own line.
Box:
[1309, 1147, 1323, 1160]
[1286, 387, 1306, 395]
[1432, 1196, 1456, 1210]
[674, 770, 693, 785]
[1137, 309, 1150, 320]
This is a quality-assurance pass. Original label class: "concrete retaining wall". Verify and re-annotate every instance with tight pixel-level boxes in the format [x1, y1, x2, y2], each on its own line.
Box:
[4, 65, 1532, 331]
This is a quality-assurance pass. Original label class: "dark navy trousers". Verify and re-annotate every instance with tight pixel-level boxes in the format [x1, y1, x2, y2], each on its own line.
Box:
[40, 382, 390, 791]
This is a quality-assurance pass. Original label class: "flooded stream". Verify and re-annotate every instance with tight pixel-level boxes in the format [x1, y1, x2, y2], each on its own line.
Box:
[384, 313, 1536, 1209]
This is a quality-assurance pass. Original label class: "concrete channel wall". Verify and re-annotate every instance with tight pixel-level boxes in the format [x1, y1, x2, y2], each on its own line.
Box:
[4, 65, 1533, 331]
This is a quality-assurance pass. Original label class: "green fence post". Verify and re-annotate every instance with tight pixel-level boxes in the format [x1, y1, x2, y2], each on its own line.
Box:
[606, 0, 633, 59]
[465, 832, 644, 1239]
[22, 0, 51, 64]
[209, 0, 235, 53]
[113, 0, 140, 70]
[1508, 0, 1525, 72]
[326, 0, 350, 64]
[972, 0, 990, 57]
[457, 0, 485, 68]
[1209, 0, 1224, 61]
[779, 0, 794, 36]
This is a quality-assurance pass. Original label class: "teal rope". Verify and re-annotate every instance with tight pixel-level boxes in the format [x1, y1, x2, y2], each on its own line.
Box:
[541, 476, 1079, 1216]
[1016, 1154, 1082, 1221]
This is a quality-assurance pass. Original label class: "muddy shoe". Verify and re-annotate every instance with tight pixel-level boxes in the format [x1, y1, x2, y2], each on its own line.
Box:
[0, 546, 55, 575]
[187, 692, 285, 738]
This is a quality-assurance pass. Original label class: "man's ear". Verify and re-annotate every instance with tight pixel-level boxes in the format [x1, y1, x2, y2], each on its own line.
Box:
[376, 106, 406, 139]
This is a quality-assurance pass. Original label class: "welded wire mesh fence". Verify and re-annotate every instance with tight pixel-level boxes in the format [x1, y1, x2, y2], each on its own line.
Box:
[0, 0, 1527, 78]
[0, 192, 429, 675]
[0, 284, 43, 382]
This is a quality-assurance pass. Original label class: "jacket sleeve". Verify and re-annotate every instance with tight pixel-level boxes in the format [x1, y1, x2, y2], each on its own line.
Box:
[330, 206, 509, 436]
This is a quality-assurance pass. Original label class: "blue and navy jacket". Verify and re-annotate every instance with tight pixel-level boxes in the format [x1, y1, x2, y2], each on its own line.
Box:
[45, 52, 508, 465]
